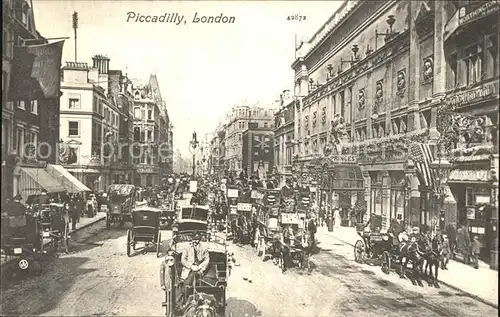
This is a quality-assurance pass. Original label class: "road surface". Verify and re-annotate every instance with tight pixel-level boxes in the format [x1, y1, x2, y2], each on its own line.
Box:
[1, 221, 496, 316]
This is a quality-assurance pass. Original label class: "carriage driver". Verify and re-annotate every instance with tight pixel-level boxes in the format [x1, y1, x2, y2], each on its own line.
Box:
[180, 233, 210, 300]
[388, 213, 408, 245]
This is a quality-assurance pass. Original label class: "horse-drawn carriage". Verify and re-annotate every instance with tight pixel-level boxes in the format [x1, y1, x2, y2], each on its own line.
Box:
[253, 189, 281, 258]
[162, 205, 228, 317]
[354, 221, 438, 283]
[160, 193, 176, 229]
[106, 184, 136, 228]
[34, 203, 70, 254]
[126, 205, 162, 257]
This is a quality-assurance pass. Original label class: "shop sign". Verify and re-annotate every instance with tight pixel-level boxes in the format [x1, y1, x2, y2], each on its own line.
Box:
[237, 203, 252, 211]
[444, 82, 497, 108]
[250, 190, 261, 199]
[330, 155, 357, 164]
[230, 205, 237, 215]
[459, 1, 499, 26]
[135, 166, 159, 174]
[227, 189, 239, 198]
[448, 169, 490, 182]
[475, 195, 491, 204]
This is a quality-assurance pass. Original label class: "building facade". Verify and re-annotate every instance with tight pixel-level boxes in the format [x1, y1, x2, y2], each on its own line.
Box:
[132, 81, 164, 187]
[242, 126, 275, 179]
[291, 0, 498, 268]
[222, 103, 275, 174]
[274, 93, 296, 187]
[59, 57, 121, 192]
[2, 0, 61, 201]
[108, 69, 135, 184]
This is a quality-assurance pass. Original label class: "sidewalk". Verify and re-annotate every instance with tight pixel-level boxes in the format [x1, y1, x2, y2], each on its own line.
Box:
[316, 226, 498, 308]
[1, 212, 106, 267]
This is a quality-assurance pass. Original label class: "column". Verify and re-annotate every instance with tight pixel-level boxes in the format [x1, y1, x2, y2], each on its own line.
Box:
[362, 171, 371, 223]
[408, 1, 421, 132]
[366, 71, 374, 138]
[326, 93, 332, 144]
[430, 1, 446, 140]
[385, 61, 393, 135]
[406, 170, 420, 230]
[381, 171, 391, 230]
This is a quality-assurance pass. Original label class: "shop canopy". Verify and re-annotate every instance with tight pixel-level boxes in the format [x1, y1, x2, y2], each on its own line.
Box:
[19, 167, 66, 200]
[46, 164, 91, 193]
[312, 156, 364, 192]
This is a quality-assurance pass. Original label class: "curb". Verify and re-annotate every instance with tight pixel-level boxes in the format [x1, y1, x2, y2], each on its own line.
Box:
[1, 215, 106, 268]
[319, 230, 499, 309]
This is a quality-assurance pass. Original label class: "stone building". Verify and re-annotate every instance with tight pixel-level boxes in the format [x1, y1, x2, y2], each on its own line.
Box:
[59, 57, 121, 192]
[221, 103, 275, 174]
[274, 91, 296, 187]
[2, 0, 62, 201]
[291, 0, 498, 268]
[132, 75, 171, 187]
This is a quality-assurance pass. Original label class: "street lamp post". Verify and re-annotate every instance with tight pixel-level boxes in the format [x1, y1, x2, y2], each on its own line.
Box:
[189, 131, 200, 180]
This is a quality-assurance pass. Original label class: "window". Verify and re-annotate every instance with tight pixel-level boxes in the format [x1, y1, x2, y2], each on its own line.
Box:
[339, 90, 345, 118]
[147, 130, 152, 142]
[264, 122, 268, 128]
[30, 100, 38, 114]
[134, 108, 140, 119]
[16, 127, 24, 153]
[464, 43, 483, 85]
[21, 6, 28, 26]
[448, 53, 458, 88]
[68, 121, 80, 137]
[98, 100, 102, 114]
[17, 101, 25, 110]
[141, 109, 146, 120]
[93, 96, 98, 112]
[485, 33, 498, 79]
[69, 98, 80, 109]
[147, 108, 152, 120]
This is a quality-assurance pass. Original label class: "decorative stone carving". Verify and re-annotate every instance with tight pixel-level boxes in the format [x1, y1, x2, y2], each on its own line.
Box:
[374, 80, 383, 111]
[420, 112, 429, 129]
[358, 88, 366, 110]
[399, 120, 407, 133]
[378, 125, 385, 137]
[320, 107, 326, 124]
[422, 56, 434, 85]
[396, 69, 406, 97]
[304, 115, 309, 129]
[312, 111, 317, 127]
[392, 121, 399, 134]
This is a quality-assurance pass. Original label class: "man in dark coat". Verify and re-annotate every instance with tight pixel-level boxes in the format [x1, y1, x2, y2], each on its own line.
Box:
[6, 195, 26, 216]
[38, 189, 50, 205]
[388, 213, 406, 245]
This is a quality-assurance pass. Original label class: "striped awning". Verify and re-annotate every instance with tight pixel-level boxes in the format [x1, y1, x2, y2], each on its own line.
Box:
[19, 167, 66, 201]
[46, 164, 91, 193]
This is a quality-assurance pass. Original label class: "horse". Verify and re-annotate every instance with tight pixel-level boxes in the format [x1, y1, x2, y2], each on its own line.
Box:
[294, 228, 319, 272]
[397, 238, 426, 282]
[423, 234, 441, 287]
[182, 292, 220, 317]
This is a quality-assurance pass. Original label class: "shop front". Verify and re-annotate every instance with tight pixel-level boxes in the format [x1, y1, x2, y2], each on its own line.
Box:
[448, 162, 497, 266]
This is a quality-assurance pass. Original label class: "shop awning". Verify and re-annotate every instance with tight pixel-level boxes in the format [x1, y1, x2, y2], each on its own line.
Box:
[19, 167, 66, 195]
[46, 164, 91, 193]
[448, 169, 493, 184]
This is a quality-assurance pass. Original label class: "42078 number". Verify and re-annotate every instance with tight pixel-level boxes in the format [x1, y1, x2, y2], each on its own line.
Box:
[287, 15, 306, 21]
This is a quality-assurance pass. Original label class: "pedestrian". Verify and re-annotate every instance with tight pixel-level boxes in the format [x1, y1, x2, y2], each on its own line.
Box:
[471, 236, 482, 269]
[70, 197, 79, 230]
[440, 233, 451, 270]
[333, 207, 341, 228]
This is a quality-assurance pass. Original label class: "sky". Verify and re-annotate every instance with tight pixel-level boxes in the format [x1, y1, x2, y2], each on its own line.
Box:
[33, 0, 342, 156]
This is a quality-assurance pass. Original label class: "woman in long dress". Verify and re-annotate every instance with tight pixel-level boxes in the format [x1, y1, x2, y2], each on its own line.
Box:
[334, 208, 341, 228]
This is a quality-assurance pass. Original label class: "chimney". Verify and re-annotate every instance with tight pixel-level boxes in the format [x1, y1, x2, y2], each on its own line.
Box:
[92, 54, 110, 74]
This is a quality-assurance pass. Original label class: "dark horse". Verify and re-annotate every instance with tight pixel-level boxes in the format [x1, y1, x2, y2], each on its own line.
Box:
[398, 239, 426, 283]
[423, 234, 441, 287]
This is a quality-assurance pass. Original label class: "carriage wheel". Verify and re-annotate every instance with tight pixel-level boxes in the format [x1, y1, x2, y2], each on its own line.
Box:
[126, 229, 132, 257]
[354, 240, 365, 263]
[156, 231, 162, 258]
[381, 251, 391, 274]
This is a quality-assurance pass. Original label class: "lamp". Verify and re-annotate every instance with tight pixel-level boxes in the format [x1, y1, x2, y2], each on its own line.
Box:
[352, 44, 359, 61]
[327, 64, 334, 79]
[375, 15, 399, 49]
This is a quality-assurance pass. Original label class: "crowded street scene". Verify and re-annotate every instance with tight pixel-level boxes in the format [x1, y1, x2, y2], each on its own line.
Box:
[1, 0, 498, 316]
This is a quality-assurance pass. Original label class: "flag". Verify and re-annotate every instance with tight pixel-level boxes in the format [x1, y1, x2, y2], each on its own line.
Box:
[8, 41, 65, 101]
[253, 134, 273, 160]
[409, 142, 437, 191]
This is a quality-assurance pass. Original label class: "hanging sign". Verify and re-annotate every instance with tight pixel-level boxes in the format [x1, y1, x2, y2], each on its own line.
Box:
[189, 181, 198, 193]
[466, 207, 475, 220]
[237, 203, 252, 211]
[227, 189, 239, 198]
[444, 82, 497, 108]
[459, 1, 499, 26]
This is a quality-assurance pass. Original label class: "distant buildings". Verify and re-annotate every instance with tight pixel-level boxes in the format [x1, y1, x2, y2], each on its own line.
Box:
[211, 102, 275, 176]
